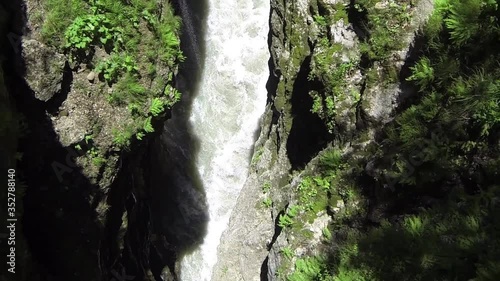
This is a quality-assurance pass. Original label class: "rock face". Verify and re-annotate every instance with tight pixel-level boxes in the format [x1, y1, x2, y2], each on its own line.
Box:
[0, 1, 186, 281]
[212, 105, 291, 281]
[20, 39, 66, 102]
[212, 0, 435, 280]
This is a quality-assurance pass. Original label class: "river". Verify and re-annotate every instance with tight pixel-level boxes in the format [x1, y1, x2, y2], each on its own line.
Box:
[178, 0, 270, 279]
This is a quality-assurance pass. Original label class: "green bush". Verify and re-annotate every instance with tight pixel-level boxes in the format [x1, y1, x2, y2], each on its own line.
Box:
[319, 149, 342, 172]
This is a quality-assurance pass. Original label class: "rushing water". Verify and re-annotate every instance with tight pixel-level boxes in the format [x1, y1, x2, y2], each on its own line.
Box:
[179, 0, 270, 279]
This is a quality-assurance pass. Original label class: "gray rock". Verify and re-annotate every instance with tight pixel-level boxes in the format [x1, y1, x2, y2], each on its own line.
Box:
[362, 82, 400, 125]
[87, 71, 96, 82]
[21, 39, 66, 102]
[212, 0, 436, 280]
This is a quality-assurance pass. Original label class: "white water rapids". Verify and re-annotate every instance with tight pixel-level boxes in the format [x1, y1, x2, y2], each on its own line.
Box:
[179, 0, 270, 280]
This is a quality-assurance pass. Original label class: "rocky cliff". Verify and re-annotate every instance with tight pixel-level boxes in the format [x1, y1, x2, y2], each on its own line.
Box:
[212, 0, 434, 279]
[0, 0, 188, 280]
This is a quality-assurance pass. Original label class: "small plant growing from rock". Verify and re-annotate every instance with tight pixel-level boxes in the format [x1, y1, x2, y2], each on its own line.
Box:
[280, 247, 294, 260]
[262, 198, 272, 208]
[143, 117, 154, 133]
[313, 15, 328, 26]
[262, 182, 271, 193]
[278, 213, 294, 228]
[95, 54, 139, 84]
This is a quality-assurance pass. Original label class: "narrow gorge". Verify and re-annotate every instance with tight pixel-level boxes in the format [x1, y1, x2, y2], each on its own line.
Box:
[1, 0, 500, 281]
[177, 0, 269, 279]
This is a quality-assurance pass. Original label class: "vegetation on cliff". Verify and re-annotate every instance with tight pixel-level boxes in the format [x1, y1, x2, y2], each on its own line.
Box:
[276, 0, 500, 280]
[40, 0, 183, 151]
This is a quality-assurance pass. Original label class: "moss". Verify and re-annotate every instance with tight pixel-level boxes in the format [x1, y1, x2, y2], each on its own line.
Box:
[288, 21, 311, 72]
[275, 82, 286, 109]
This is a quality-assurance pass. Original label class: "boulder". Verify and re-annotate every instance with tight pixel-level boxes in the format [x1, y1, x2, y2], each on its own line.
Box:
[21, 39, 66, 102]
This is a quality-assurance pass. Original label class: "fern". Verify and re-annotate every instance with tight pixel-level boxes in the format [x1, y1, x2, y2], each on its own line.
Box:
[143, 117, 154, 133]
[280, 247, 294, 260]
[404, 216, 426, 237]
[64, 14, 119, 51]
[149, 98, 164, 117]
[288, 257, 325, 281]
[420, 254, 437, 269]
[407, 57, 435, 91]
[136, 131, 145, 140]
[444, 0, 481, 46]
[278, 214, 294, 228]
[112, 128, 133, 147]
[476, 261, 500, 281]
[319, 148, 342, 172]
[313, 15, 328, 26]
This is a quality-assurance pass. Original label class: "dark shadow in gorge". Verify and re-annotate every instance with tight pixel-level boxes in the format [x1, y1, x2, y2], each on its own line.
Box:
[286, 55, 332, 170]
[1, 3, 106, 281]
[148, 0, 209, 277]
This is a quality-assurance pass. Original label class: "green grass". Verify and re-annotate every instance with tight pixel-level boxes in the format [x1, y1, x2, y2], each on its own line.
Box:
[41, 0, 88, 46]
